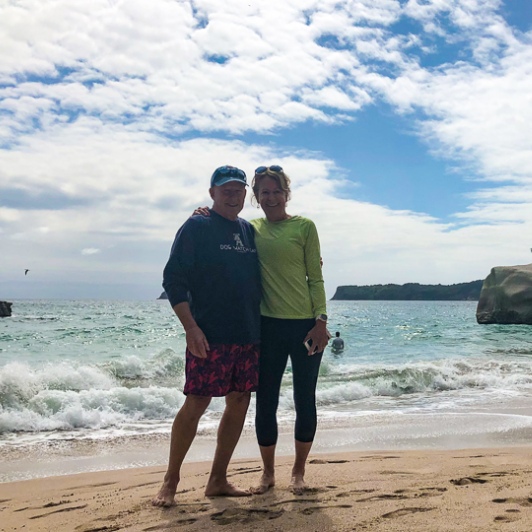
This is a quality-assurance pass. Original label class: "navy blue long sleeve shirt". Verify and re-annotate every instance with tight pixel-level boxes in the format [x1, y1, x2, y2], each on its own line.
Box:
[163, 210, 261, 345]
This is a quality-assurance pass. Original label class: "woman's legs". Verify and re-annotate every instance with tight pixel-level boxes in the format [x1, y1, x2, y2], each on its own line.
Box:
[291, 440, 313, 494]
[289, 321, 323, 493]
[253, 317, 289, 493]
[252, 443, 276, 494]
[254, 318, 322, 494]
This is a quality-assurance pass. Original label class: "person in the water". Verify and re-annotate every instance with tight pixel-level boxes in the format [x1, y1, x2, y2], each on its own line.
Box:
[331, 331, 344, 353]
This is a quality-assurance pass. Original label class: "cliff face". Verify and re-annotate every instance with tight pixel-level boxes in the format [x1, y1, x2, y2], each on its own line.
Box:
[476, 264, 532, 325]
[332, 281, 483, 301]
[0, 301, 13, 317]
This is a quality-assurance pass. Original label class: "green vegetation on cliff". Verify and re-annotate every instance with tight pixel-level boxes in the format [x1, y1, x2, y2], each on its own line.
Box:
[332, 281, 483, 301]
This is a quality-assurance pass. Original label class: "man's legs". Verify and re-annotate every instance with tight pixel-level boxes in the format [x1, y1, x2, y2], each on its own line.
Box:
[152, 394, 211, 507]
[205, 391, 252, 496]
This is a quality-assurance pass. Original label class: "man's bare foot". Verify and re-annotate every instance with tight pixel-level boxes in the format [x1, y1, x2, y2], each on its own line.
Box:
[250, 472, 275, 495]
[205, 480, 251, 498]
[152, 479, 178, 507]
[290, 474, 306, 496]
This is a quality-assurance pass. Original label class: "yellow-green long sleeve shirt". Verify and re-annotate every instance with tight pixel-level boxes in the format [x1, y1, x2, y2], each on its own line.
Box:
[250, 215, 327, 319]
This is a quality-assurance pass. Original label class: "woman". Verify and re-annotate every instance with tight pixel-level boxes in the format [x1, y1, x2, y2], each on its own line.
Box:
[249, 165, 329, 495]
[194, 165, 329, 494]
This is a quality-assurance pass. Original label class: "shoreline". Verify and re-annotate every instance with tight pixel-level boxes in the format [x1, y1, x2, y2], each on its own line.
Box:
[3, 411, 532, 484]
[1, 446, 531, 531]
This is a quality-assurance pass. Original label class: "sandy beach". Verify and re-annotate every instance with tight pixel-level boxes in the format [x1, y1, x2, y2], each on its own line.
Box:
[1, 447, 531, 531]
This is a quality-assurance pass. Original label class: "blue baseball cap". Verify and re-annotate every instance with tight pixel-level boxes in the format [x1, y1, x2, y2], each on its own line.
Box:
[210, 165, 247, 187]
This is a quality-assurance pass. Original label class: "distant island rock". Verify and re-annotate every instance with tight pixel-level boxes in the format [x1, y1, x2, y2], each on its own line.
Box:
[0, 300, 13, 317]
[332, 281, 483, 301]
[476, 264, 532, 325]
[158, 291, 168, 300]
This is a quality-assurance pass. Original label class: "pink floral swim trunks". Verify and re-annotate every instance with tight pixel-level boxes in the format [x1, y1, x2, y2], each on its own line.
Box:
[183, 343, 260, 397]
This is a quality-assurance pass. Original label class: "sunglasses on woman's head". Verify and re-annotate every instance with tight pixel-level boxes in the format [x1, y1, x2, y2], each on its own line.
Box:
[255, 165, 283, 175]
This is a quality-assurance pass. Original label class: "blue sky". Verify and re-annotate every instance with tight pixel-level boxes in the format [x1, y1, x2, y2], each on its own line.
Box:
[1, 0, 531, 300]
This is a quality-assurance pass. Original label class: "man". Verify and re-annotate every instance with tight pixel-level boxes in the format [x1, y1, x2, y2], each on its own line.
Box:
[152, 165, 261, 506]
[331, 331, 344, 353]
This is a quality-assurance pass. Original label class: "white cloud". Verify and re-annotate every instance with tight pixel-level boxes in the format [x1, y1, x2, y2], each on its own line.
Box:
[0, 0, 411, 140]
[1, 0, 532, 298]
[374, 35, 532, 224]
[2, 123, 529, 297]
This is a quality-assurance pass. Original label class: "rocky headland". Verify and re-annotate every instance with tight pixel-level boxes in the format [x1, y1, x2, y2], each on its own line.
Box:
[476, 263, 532, 325]
[332, 281, 482, 301]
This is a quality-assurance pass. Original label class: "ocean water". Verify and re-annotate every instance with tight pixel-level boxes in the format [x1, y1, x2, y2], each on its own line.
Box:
[1, 299, 531, 482]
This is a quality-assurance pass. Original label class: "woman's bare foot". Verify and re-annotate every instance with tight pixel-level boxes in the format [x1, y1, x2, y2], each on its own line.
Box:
[152, 479, 178, 507]
[290, 473, 306, 495]
[205, 480, 251, 497]
[250, 472, 275, 495]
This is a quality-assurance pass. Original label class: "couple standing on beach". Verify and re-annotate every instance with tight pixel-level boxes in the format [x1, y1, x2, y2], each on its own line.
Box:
[152, 165, 329, 506]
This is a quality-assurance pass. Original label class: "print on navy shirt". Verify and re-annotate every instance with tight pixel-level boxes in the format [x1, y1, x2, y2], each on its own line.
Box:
[220, 232, 258, 253]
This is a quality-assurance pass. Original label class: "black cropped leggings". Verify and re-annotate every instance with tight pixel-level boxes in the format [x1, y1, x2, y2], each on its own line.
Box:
[255, 316, 323, 447]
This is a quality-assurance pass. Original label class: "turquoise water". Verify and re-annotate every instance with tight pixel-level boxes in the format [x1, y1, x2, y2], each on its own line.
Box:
[1, 299, 531, 481]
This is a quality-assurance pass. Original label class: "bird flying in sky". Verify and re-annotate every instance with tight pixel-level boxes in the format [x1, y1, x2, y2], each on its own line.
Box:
[24, 269, 30, 275]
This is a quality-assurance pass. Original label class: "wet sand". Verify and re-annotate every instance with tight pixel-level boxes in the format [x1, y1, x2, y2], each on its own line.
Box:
[1, 447, 531, 531]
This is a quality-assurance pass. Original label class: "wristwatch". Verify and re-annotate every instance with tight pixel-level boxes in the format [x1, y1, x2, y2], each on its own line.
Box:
[316, 314, 328, 322]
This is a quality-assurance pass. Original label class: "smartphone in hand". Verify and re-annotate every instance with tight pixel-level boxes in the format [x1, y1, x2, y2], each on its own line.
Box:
[304, 338, 313, 351]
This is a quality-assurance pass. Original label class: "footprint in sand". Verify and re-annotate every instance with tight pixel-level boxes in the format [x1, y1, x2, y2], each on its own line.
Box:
[358, 493, 409, 502]
[210, 507, 284, 525]
[382, 507, 434, 519]
[29, 504, 88, 520]
[309, 459, 350, 464]
[83, 526, 122, 532]
[144, 518, 198, 530]
[300, 504, 353, 516]
[358, 486, 447, 503]
[43, 499, 73, 508]
[494, 515, 518, 523]
[394, 487, 447, 498]
[450, 476, 488, 485]
[269, 498, 318, 506]
[15, 499, 75, 513]
[362, 455, 400, 460]
[478, 471, 511, 477]
[493, 497, 532, 507]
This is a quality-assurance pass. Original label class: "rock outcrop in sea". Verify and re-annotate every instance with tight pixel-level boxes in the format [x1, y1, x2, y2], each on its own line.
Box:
[0, 300, 13, 317]
[476, 264, 532, 325]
